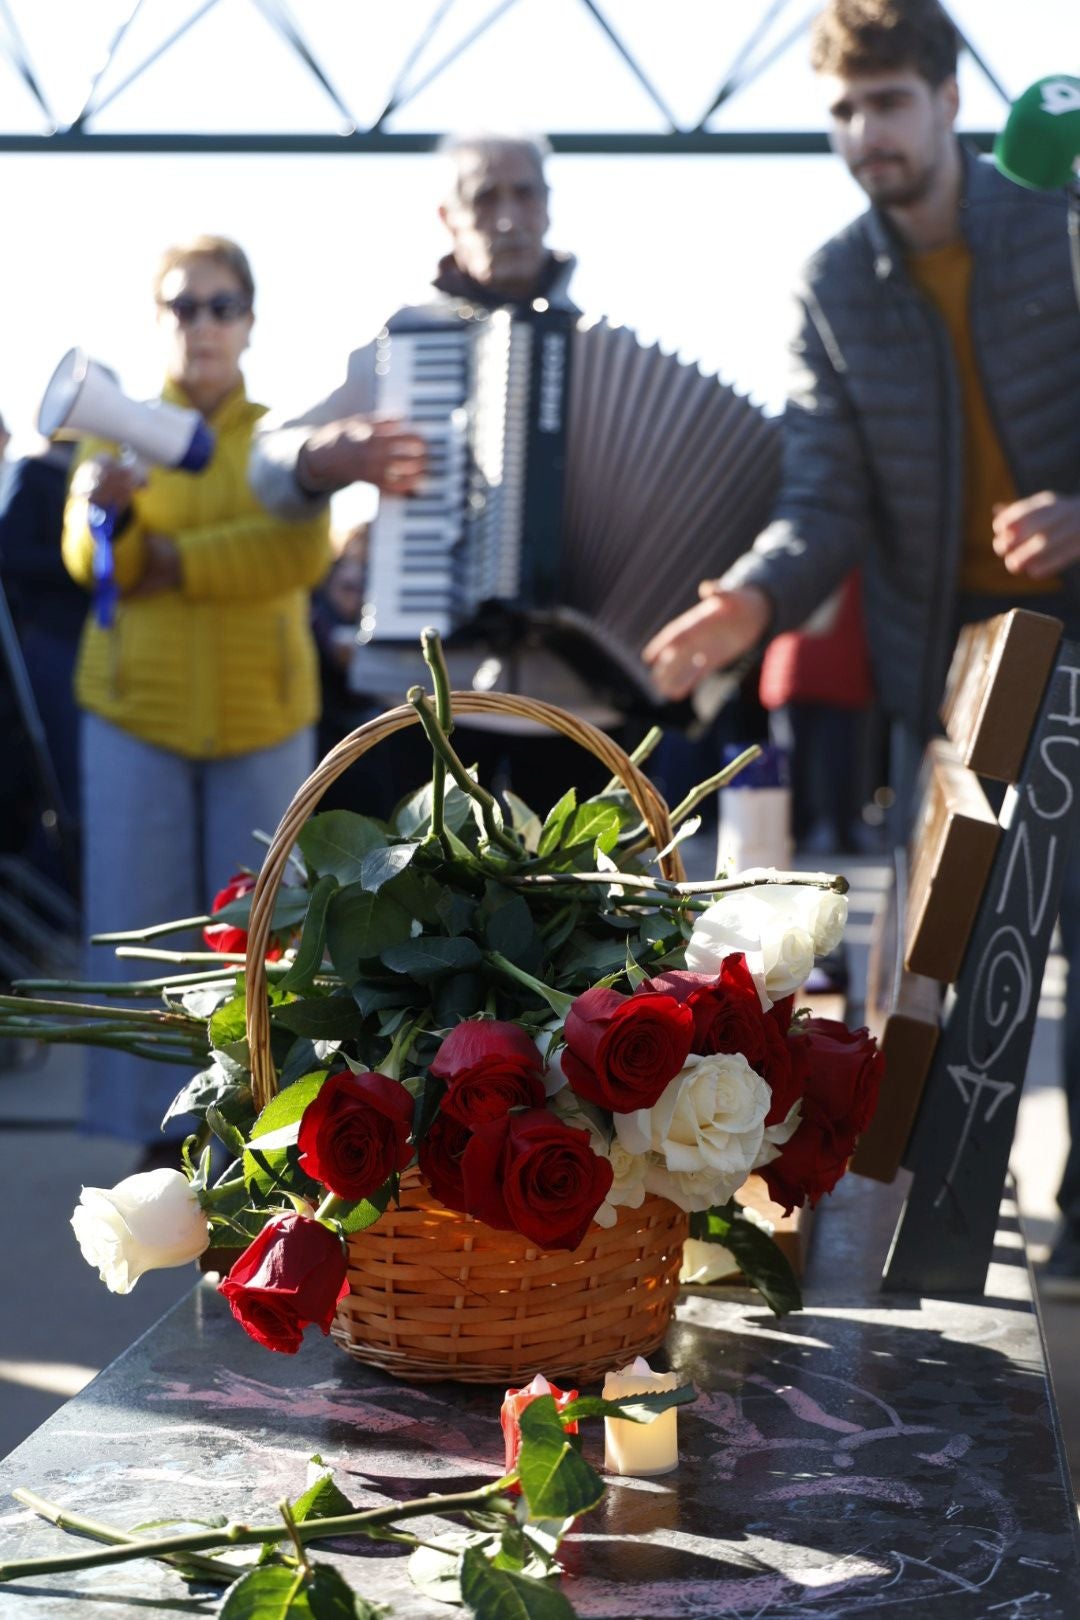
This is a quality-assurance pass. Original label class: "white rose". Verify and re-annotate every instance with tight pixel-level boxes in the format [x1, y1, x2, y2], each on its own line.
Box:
[680, 1236, 740, 1283]
[785, 885, 848, 956]
[686, 889, 816, 1000]
[551, 1091, 648, 1227]
[535, 1025, 569, 1097]
[615, 1051, 771, 1207]
[71, 1168, 210, 1294]
[644, 1158, 738, 1213]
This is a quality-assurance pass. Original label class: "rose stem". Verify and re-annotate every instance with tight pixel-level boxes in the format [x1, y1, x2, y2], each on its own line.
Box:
[10, 1489, 240, 1582]
[407, 688, 522, 858]
[421, 627, 455, 857]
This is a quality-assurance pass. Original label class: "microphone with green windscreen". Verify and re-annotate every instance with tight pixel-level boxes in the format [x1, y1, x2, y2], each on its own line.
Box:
[995, 76, 1080, 310]
[994, 76, 1080, 191]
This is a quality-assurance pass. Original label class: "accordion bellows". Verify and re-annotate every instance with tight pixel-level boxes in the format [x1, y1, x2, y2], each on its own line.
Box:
[362, 310, 782, 712]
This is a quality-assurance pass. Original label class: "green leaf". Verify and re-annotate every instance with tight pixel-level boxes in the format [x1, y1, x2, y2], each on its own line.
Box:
[502, 790, 543, 854]
[273, 993, 368, 1041]
[435, 889, 477, 937]
[516, 1396, 604, 1522]
[560, 803, 620, 858]
[291, 1461, 357, 1523]
[334, 1175, 394, 1234]
[536, 789, 576, 859]
[360, 842, 421, 894]
[484, 894, 539, 967]
[394, 779, 474, 838]
[209, 991, 249, 1058]
[624, 945, 647, 990]
[206, 1106, 247, 1161]
[560, 1385, 696, 1424]
[220, 1561, 382, 1620]
[434, 970, 485, 1026]
[689, 1203, 803, 1317]
[244, 1069, 327, 1196]
[409, 1532, 496, 1606]
[380, 935, 482, 981]
[278, 875, 339, 993]
[213, 887, 312, 934]
[298, 811, 388, 885]
[164, 1056, 249, 1125]
[351, 979, 418, 1017]
[325, 886, 412, 985]
[459, 1545, 578, 1620]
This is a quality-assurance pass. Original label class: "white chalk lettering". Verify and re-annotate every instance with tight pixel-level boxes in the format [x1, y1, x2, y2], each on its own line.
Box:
[1048, 666, 1080, 726]
[1028, 734, 1080, 820]
[966, 924, 1033, 1072]
[994, 818, 1058, 936]
[935, 1064, 1017, 1208]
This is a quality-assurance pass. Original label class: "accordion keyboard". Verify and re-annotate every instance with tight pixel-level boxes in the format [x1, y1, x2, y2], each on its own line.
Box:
[363, 325, 469, 639]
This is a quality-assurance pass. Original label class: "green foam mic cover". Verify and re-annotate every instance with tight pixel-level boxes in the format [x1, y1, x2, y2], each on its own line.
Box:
[995, 76, 1080, 191]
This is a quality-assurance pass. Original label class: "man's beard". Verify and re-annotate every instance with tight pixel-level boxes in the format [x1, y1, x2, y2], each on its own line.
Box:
[854, 153, 937, 209]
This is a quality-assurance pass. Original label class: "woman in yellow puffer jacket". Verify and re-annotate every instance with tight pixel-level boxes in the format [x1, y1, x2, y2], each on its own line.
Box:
[62, 235, 331, 1157]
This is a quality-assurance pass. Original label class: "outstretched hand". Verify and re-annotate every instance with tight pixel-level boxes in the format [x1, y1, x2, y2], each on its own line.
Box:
[298, 415, 427, 497]
[643, 585, 772, 700]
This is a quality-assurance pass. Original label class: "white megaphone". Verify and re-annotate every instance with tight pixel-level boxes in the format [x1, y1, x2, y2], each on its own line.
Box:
[37, 347, 214, 472]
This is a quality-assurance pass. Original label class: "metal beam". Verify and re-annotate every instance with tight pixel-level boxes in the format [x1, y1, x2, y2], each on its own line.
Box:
[0, 129, 997, 155]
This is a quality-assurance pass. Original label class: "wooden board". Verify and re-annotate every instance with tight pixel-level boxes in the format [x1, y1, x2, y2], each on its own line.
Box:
[904, 737, 1000, 983]
[941, 608, 1061, 783]
[849, 968, 941, 1183]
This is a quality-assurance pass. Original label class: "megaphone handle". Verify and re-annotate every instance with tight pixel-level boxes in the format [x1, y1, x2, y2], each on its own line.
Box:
[88, 501, 119, 629]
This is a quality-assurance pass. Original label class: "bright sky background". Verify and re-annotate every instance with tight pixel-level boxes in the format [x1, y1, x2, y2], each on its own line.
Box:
[1, 0, 1076, 532]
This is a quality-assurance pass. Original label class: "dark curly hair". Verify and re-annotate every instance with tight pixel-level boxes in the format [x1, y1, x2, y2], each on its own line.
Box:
[810, 0, 959, 87]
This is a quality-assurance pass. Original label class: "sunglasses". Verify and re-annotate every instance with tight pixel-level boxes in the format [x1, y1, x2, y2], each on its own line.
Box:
[159, 293, 251, 326]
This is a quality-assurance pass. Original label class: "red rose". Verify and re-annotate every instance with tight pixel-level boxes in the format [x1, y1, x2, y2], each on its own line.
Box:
[430, 1020, 546, 1126]
[218, 1214, 348, 1354]
[418, 1110, 472, 1213]
[502, 1379, 579, 1474]
[762, 1018, 884, 1213]
[562, 987, 693, 1112]
[203, 872, 283, 960]
[461, 1108, 614, 1251]
[298, 1070, 414, 1201]
[644, 955, 799, 1126]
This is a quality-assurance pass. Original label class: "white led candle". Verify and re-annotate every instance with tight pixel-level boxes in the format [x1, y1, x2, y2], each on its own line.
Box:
[602, 1356, 680, 1476]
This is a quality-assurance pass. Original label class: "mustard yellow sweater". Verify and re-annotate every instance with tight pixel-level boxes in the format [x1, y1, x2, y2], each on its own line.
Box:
[63, 381, 332, 760]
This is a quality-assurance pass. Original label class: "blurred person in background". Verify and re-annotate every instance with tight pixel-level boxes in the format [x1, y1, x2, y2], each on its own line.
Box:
[0, 435, 83, 890]
[644, 0, 1080, 1290]
[310, 522, 372, 809]
[62, 235, 331, 1165]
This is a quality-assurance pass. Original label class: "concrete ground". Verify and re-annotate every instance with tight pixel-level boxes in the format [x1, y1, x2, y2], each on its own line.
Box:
[0, 854, 1076, 1497]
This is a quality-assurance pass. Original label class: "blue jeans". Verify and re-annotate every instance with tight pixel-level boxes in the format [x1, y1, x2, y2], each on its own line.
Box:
[80, 715, 315, 1144]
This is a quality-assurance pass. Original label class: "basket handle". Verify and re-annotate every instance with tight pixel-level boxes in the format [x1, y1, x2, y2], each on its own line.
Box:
[244, 691, 685, 1111]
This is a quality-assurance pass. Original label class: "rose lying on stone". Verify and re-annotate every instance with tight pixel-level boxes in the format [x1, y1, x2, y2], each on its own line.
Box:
[297, 1069, 414, 1202]
[562, 985, 694, 1112]
[430, 1019, 546, 1126]
[218, 1213, 349, 1354]
[462, 1107, 614, 1251]
[71, 1167, 210, 1294]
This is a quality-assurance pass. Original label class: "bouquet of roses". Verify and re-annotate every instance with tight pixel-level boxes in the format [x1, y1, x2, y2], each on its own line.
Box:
[4, 639, 883, 1357]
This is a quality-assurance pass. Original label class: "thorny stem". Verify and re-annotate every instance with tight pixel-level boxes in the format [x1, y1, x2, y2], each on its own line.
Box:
[511, 869, 849, 897]
[600, 725, 663, 794]
[10, 1489, 240, 1582]
[421, 627, 455, 856]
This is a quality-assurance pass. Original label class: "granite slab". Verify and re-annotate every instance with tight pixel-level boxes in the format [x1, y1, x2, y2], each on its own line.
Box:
[1, 1173, 1077, 1619]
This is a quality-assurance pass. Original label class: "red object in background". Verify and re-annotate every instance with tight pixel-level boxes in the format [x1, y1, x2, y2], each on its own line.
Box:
[203, 871, 283, 959]
[500, 1375, 580, 1474]
[758, 573, 874, 712]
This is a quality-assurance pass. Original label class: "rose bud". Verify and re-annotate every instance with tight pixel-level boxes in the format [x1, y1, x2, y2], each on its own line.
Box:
[297, 1070, 414, 1202]
[763, 1019, 884, 1213]
[203, 871, 283, 960]
[430, 1019, 546, 1126]
[461, 1108, 614, 1251]
[71, 1168, 210, 1294]
[218, 1213, 348, 1354]
[562, 986, 693, 1112]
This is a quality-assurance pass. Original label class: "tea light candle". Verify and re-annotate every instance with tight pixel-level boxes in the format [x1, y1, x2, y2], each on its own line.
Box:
[603, 1356, 680, 1476]
[500, 1373, 579, 1472]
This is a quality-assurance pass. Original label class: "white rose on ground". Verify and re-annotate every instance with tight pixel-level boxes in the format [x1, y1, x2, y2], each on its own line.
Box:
[686, 888, 820, 1001]
[71, 1168, 210, 1294]
[679, 1236, 740, 1283]
[615, 1051, 771, 1208]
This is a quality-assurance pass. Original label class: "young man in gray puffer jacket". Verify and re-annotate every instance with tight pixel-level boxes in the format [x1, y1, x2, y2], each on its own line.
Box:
[645, 0, 1080, 1290]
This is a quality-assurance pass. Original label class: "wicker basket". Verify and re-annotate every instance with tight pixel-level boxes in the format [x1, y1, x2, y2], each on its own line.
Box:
[244, 691, 689, 1383]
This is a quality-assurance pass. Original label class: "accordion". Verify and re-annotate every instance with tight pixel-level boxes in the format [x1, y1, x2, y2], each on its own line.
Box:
[355, 304, 781, 718]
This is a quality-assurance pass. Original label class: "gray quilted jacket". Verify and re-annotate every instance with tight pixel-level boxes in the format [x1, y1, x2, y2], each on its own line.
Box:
[723, 146, 1080, 735]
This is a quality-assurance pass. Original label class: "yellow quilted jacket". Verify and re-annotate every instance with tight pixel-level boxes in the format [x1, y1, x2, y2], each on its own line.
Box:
[62, 380, 332, 760]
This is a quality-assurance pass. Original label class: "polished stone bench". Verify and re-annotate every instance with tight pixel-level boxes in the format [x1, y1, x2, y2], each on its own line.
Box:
[3, 1172, 1077, 1619]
